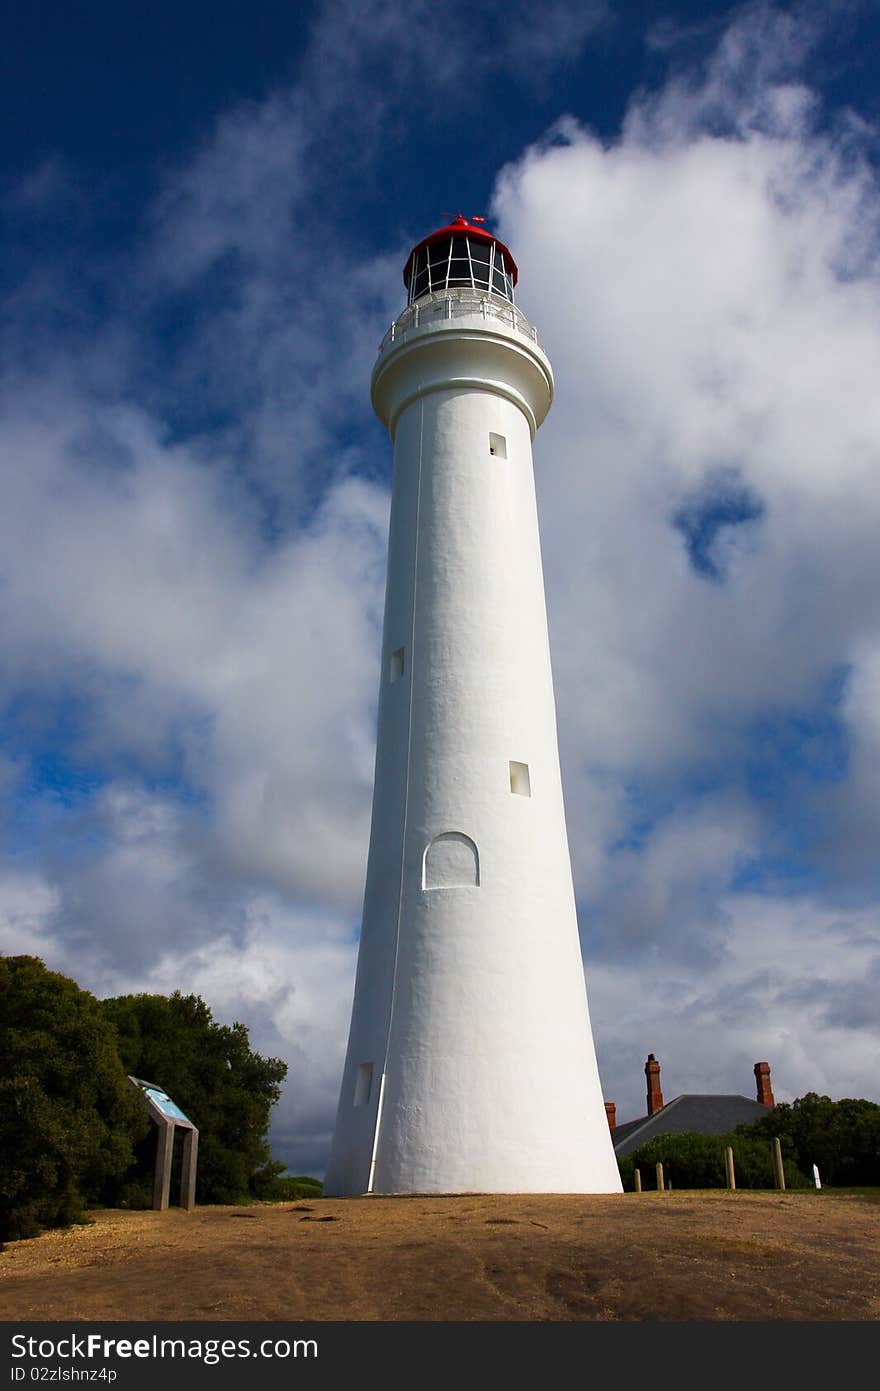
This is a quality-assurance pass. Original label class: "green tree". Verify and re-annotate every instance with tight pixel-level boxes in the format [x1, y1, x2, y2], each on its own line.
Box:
[0, 956, 147, 1241]
[100, 991, 288, 1204]
[739, 1093, 880, 1186]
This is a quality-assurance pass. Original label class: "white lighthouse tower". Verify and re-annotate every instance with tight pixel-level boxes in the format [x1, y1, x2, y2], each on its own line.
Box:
[325, 216, 621, 1195]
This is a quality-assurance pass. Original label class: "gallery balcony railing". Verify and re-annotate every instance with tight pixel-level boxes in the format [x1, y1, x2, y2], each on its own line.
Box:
[378, 288, 544, 357]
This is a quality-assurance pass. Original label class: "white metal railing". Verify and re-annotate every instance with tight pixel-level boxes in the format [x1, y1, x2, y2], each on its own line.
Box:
[378, 289, 543, 355]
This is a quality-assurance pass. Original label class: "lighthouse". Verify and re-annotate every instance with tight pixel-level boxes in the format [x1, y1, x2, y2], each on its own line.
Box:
[325, 216, 621, 1195]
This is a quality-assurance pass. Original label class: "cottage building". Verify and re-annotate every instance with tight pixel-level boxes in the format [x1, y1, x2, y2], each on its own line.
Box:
[608, 1056, 776, 1158]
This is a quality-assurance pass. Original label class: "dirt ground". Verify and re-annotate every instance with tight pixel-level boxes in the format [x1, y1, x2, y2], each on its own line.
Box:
[1, 1191, 878, 1322]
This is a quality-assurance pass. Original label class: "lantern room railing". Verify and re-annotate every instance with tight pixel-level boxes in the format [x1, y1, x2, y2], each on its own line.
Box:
[378, 288, 544, 356]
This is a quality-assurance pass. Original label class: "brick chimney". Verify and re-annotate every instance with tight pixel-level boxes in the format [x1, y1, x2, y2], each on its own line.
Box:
[604, 1101, 616, 1132]
[754, 1061, 775, 1107]
[645, 1053, 664, 1116]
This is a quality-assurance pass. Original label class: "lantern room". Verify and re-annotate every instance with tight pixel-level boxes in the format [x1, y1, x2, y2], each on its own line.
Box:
[403, 215, 518, 306]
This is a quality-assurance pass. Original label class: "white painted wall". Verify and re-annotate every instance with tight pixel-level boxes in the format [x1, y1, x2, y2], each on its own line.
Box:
[325, 293, 622, 1194]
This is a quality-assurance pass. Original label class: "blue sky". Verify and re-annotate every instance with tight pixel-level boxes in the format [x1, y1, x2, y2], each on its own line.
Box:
[4, 0, 880, 1176]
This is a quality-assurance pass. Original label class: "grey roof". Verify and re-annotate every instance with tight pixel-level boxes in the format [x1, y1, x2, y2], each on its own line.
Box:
[612, 1094, 772, 1157]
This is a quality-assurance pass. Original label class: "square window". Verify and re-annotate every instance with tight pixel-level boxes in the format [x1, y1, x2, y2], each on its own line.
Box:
[509, 761, 531, 797]
[489, 433, 507, 459]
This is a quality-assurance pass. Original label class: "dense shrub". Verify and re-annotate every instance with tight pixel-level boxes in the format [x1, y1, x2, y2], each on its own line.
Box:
[1, 956, 292, 1240]
[619, 1130, 809, 1191]
[0, 957, 148, 1241]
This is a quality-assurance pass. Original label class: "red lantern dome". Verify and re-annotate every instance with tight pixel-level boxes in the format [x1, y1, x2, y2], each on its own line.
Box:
[402, 215, 518, 305]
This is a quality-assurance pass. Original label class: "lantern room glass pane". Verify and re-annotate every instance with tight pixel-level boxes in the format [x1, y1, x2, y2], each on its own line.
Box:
[410, 249, 430, 300]
[407, 234, 515, 304]
[469, 239, 490, 291]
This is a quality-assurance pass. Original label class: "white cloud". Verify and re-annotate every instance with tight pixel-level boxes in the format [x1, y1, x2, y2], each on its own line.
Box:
[591, 892, 880, 1124]
[490, 1, 880, 1116]
[496, 25, 880, 797]
[0, 869, 60, 957]
[0, 381, 390, 918]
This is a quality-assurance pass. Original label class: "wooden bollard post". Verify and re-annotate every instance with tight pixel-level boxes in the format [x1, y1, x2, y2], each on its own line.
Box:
[772, 1137, 786, 1191]
[634, 1168, 642, 1193]
[725, 1145, 736, 1190]
[656, 1161, 665, 1192]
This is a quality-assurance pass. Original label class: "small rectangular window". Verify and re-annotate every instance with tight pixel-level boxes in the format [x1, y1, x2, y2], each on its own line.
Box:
[489, 433, 507, 459]
[390, 647, 405, 683]
[509, 761, 531, 797]
[354, 1062, 373, 1107]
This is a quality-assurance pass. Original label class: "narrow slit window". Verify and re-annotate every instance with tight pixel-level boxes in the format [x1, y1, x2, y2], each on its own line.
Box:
[354, 1062, 374, 1107]
[389, 647, 405, 683]
[509, 761, 531, 797]
[489, 432, 507, 459]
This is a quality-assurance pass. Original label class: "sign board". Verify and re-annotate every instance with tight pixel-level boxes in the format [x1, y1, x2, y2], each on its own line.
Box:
[128, 1076, 198, 1210]
[143, 1086, 193, 1126]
